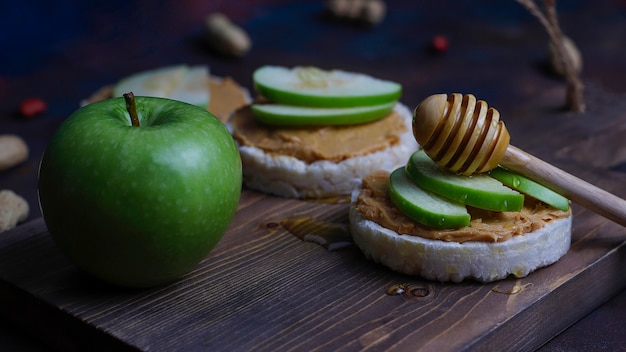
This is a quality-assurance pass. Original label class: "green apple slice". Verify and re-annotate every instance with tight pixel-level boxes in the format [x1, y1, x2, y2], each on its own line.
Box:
[250, 102, 395, 125]
[253, 66, 402, 107]
[489, 167, 570, 211]
[405, 150, 524, 212]
[112, 65, 210, 108]
[388, 167, 470, 228]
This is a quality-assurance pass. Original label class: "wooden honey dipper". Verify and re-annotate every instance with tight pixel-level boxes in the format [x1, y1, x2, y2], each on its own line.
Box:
[413, 93, 626, 227]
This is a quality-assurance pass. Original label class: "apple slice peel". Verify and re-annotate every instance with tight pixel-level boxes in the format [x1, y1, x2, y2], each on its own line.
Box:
[388, 167, 471, 228]
[405, 150, 524, 212]
[489, 167, 570, 211]
[251, 102, 395, 125]
[253, 66, 402, 108]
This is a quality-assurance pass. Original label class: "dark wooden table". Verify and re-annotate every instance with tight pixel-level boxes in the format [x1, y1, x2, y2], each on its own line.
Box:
[1, 1, 625, 351]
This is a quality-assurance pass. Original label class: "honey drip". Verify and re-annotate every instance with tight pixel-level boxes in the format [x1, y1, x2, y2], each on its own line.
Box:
[306, 195, 351, 205]
[491, 282, 532, 295]
[386, 283, 434, 301]
[281, 216, 352, 251]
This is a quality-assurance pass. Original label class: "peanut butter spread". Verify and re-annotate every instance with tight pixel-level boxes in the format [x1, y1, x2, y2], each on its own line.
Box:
[356, 171, 571, 243]
[230, 106, 407, 163]
[208, 77, 250, 122]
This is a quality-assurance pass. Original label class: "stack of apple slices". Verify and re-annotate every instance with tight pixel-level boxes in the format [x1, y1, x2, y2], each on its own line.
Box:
[250, 65, 402, 125]
[388, 150, 570, 229]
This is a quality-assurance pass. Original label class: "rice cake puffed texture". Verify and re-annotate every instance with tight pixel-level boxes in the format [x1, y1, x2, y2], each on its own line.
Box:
[232, 102, 419, 198]
[348, 196, 572, 283]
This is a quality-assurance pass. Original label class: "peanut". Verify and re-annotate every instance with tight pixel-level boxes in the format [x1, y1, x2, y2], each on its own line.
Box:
[205, 13, 251, 58]
[0, 134, 29, 171]
[325, 0, 386, 25]
[0, 190, 29, 232]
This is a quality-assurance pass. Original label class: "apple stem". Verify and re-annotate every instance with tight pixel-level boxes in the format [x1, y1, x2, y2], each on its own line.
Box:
[123, 92, 141, 127]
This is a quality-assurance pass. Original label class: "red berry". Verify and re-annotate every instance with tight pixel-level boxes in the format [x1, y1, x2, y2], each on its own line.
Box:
[431, 35, 449, 53]
[19, 97, 47, 118]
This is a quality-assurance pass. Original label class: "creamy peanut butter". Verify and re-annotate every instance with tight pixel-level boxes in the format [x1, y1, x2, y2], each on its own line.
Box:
[230, 106, 407, 163]
[356, 171, 571, 243]
[208, 77, 250, 122]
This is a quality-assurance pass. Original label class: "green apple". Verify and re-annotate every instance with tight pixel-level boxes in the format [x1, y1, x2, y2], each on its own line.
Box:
[253, 65, 402, 107]
[405, 150, 524, 212]
[388, 168, 470, 228]
[38, 94, 242, 288]
[489, 167, 570, 211]
[112, 65, 210, 109]
[250, 101, 395, 125]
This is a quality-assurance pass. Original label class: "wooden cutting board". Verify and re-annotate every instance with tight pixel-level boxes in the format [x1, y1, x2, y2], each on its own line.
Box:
[1, 193, 624, 352]
[1, 86, 626, 352]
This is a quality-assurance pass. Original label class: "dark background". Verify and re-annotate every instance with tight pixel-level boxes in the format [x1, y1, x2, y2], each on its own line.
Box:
[1, 1, 624, 350]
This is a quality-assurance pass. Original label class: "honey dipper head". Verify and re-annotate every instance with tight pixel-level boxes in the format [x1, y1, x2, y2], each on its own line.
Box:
[413, 93, 510, 175]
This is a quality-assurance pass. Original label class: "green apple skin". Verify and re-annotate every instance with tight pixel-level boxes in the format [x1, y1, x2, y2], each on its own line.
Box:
[388, 168, 470, 228]
[489, 167, 570, 211]
[251, 102, 395, 126]
[253, 66, 402, 108]
[405, 150, 524, 212]
[38, 96, 242, 288]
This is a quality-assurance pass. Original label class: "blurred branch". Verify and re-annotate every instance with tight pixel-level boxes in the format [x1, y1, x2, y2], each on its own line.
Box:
[517, 0, 585, 113]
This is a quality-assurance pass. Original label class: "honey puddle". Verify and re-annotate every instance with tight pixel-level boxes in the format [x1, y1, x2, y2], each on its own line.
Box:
[491, 282, 533, 295]
[386, 283, 434, 301]
[306, 195, 351, 204]
[281, 216, 353, 251]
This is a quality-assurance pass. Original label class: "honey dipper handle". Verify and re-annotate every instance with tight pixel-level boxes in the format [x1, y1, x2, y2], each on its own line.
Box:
[501, 145, 626, 227]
